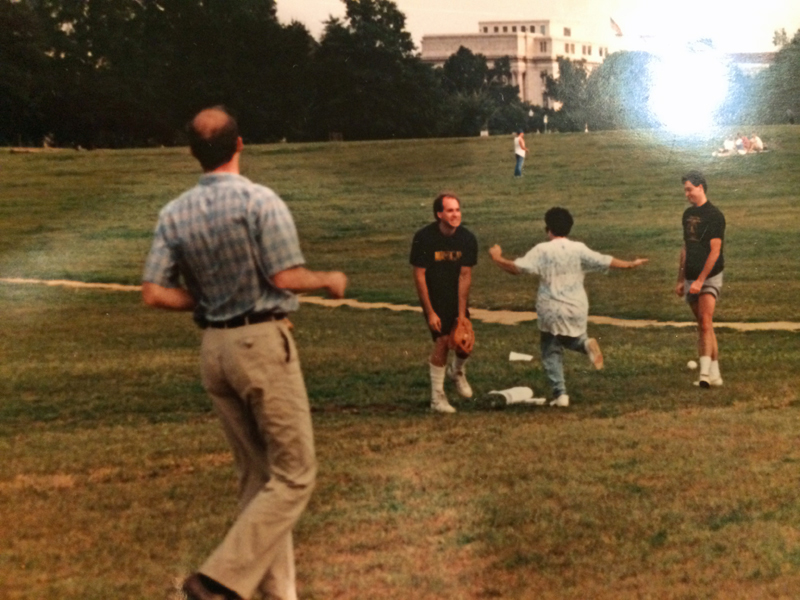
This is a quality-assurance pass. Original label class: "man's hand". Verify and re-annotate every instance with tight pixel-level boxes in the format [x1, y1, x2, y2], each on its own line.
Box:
[688, 279, 704, 295]
[325, 272, 348, 299]
[427, 311, 442, 333]
[675, 281, 685, 297]
[631, 258, 649, 267]
[489, 244, 521, 275]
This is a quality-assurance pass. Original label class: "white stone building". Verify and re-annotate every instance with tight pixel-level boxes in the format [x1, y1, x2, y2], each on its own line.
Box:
[421, 20, 617, 107]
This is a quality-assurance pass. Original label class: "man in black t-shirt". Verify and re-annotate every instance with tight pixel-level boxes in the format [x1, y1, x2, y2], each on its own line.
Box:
[675, 170, 726, 388]
[410, 193, 478, 413]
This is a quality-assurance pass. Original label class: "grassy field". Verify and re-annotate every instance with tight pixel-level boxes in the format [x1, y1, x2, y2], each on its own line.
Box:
[2, 127, 800, 599]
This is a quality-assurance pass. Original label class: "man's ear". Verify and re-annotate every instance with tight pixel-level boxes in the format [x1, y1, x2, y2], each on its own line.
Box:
[236, 136, 244, 152]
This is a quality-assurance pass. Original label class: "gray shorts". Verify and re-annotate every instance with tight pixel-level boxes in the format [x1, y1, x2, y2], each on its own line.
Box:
[684, 272, 723, 304]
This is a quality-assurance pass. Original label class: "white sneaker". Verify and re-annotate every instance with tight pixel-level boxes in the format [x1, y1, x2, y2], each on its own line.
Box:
[693, 376, 723, 388]
[585, 338, 603, 370]
[431, 390, 456, 413]
[446, 365, 473, 398]
[549, 394, 569, 407]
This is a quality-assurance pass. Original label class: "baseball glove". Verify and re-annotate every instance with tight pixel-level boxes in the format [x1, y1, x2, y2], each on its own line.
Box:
[449, 316, 475, 355]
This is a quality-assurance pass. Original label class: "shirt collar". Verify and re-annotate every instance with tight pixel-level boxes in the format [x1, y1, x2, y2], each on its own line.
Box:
[198, 172, 247, 186]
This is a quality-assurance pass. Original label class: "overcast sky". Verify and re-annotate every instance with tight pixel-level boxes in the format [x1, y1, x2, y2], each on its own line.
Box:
[276, 0, 800, 53]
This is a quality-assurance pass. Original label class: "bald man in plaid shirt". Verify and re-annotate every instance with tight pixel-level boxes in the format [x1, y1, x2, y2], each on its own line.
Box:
[143, 106, 346, 600]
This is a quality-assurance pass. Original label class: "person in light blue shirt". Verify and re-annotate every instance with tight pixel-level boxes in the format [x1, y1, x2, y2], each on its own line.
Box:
[489, 207, 647, 407]
[143, 106, 346, 600]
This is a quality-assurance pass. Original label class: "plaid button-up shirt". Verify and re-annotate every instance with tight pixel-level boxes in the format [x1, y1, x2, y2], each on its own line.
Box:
[143, 173, 304, 324]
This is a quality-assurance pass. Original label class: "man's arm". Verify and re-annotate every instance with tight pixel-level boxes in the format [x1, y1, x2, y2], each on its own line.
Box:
[489, 244, 521, 275]
[688, 239, 722, 294]
[272, 266, 347, 299]
[458, 266, 472, 319]
[142, 282, 196, 311]
[413, 266, 441, 332]
[609, 257, 648, 269]
[675, 244, 687, 297]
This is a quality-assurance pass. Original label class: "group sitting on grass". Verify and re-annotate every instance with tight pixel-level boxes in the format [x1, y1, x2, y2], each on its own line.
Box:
[713, 132, 766, 157]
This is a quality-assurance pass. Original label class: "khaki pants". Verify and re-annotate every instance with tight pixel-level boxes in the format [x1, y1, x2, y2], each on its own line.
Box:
[198, 320, 316, 600]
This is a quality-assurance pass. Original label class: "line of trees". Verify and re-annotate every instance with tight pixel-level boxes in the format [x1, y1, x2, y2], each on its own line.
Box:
[2, 0, 798, 147]
[1, 0, 535, 147]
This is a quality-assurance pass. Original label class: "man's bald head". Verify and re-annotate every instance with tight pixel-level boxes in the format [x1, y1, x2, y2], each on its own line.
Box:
[187, 106, 240, 172]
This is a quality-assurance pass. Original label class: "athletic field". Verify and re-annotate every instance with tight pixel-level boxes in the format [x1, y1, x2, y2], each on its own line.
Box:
[2, 127, 800, 599]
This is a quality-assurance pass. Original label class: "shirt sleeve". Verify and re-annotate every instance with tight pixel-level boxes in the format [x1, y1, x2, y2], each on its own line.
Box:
[579, 243, 613, 273]
[254, 194, 305, 277]
[705, 211, 725, 240]
[142, 216, 182, 287]
[409, 230, 429, 268]
[513, 245, 541, 275]
[462, 231, 478, 267]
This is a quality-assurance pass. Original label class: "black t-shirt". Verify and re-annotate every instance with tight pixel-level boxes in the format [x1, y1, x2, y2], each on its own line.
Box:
[410, 222, 478, 313]
[683, 201, 725, 280]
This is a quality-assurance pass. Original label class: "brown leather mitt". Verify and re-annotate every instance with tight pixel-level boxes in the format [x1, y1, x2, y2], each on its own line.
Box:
[449, 316, 475, 355]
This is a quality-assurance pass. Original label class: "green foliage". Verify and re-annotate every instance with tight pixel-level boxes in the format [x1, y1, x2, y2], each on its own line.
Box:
[586, 51, 658, 130]
[4, 0, 312, 146]
[772, 28, 790, 48]
[440, 46, 490, 95]
[436, 48, 528, 136]
[3, 0, 798, 146]
[545, 57, 589, 132]
[0, 0, 48, 145]
[312, 0, 441, 140]
[752, 29, 800, 124]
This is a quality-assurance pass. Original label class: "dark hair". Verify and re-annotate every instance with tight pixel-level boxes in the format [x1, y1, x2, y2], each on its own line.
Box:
[433, 193, 460, 222]
[681, 170, 708, 193]
[545, 206, 574, 237]
[187, 106, 239, 171]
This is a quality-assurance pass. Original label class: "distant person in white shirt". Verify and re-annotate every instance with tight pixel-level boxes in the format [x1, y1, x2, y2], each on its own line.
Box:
[750, 133, 765, 152]
[489, 207, 648, 407]
[513, 130, 528, 177]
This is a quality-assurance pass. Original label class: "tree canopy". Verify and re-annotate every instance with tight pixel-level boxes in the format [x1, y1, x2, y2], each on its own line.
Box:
[1, 0, 797, 146]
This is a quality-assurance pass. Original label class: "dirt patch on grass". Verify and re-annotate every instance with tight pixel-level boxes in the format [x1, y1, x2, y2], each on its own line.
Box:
[0, 452, 232, 492]
[3, 277, 800, 331]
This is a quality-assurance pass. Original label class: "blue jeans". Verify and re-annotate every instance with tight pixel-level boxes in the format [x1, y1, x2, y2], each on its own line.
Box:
[540, 331, 588, 398]
[514, 154, 525, 177]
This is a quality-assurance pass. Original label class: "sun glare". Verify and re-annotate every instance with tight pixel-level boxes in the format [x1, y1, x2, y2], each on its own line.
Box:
[646, 43, 730, 136]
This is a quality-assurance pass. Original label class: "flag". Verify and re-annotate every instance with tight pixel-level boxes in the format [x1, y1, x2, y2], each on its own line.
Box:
[610, 17, 623, 37]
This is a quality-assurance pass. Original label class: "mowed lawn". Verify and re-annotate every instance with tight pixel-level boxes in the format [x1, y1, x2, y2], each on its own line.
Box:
[1, 128, 800, 599]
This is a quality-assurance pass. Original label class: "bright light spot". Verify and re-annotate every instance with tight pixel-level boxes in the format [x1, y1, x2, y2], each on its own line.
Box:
[647, 43, 730, 136]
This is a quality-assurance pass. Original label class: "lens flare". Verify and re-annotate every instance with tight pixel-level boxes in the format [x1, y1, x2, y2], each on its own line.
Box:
[647, 43, 730, 136]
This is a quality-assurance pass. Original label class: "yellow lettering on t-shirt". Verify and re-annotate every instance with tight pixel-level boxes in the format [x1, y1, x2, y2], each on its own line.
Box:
[434, 250, 462, 262]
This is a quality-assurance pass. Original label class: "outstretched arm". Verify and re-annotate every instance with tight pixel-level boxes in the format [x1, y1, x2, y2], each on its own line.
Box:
[609, 257, 649, 269]
[142, 282, 196, 311]
[272, 266, 347, 299]
[489, 244, 521, 275]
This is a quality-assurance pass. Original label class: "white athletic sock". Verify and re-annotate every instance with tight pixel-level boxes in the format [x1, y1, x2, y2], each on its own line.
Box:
[430, 363, 446, 393]
[699, 356, 712, 377]
[451, 354, 468, 373]
[710, 360, 721, 380]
